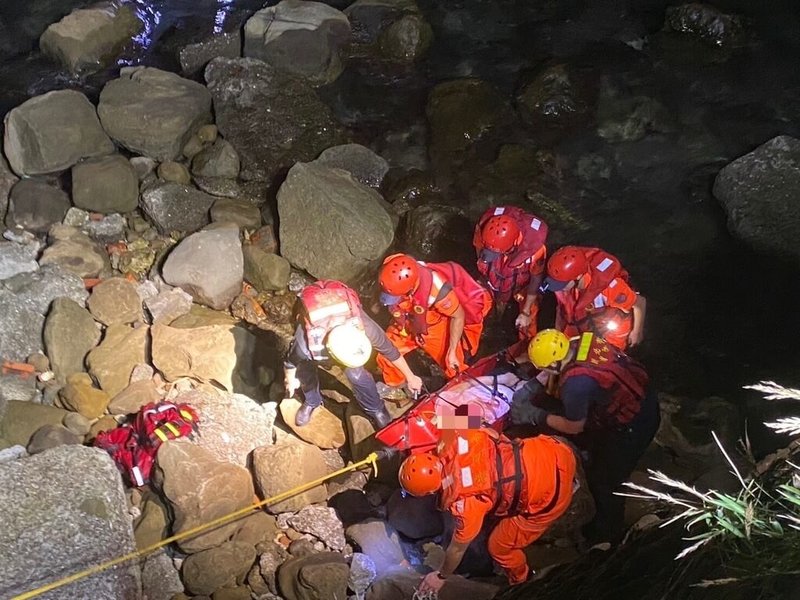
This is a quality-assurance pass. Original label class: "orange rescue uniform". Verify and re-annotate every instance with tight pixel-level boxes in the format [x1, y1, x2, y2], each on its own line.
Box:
[438, 429, 577, 584]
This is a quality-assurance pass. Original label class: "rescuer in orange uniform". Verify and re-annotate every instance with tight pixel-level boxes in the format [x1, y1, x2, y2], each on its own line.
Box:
[376, 254, 492, 388]
[542, 246, 646, 350]
[513, 329, 660, 544]
[473, 206, 548, 339]
[399, 428, 577, 592]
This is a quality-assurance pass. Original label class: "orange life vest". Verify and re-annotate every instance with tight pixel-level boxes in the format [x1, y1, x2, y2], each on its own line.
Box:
[391, 261, 491, 340]
[473, 206, 548, 302]
[299, 280, 364, 361]
[556, 247, 631, 328]
[559, 332, 649, 428]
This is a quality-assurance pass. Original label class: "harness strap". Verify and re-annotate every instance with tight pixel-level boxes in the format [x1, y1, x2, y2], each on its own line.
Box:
[532, 467, 561, 516]
[494, 439, 524, 514]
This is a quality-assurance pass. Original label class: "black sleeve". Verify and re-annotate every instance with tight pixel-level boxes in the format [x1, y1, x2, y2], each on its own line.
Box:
[284, 324, 312, 369]
[360, 310, 401, 362]
[560, 375, 608, 422]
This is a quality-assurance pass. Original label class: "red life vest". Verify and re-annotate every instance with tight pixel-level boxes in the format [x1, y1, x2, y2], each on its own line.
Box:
[556, 247, 631, 328]
[559, 332, 648, 428]
[437, 428, 527, 517]
[391, 262, 491, 340]
[473, 206, 548, 302]
[299, 280, 364, 361]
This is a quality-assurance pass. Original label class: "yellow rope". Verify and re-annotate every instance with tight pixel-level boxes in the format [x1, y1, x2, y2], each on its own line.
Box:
[12, 451, 381, 600]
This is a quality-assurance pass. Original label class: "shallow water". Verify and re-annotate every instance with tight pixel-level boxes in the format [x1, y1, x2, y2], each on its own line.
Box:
[1, 0, 799, 451]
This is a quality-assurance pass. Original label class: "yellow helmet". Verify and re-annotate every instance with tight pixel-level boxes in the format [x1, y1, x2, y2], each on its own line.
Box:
[528, 329, 569, 368]
[326, 323, 372, 368]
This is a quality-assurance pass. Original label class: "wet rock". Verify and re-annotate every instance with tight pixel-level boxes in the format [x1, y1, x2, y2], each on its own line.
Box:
[399, 203, 471, 261]
[134, 491, 170, 549]
[6, 178, 70, 233]
[154, 440, 256, 554]
[250, 225, 279, 254]
[211, 198, 262, 230]
[205, 57, 344, 183]
[0, 239, 39, 280]
[44, 298, 100, 379]
[278, 162, 394, 281]
[713, 135, 800, 263]
[161, 227, 243, 309]
[63, 207, 127, 243]
[145, 287, 194, 324]
[233, 511, 279, 549]
[313, 144, 389, 188]
[39, 2, 141, 75]
[276, 552, 349, 600]
[171, 388, 275, 466]
[387, 489, 443, 539]
[88, 277, 143, 326]
[345, 519, 407, 574]
[151, 323, 262, 395]
[517, 64, 590, 129]
[252, 441, 328, 513]
[180, 31, 242, 77]
[366, 572, 498, 600]
[27, 423, 82, 454]
[194, 177, 246, 199]
[345, 0, 419, 45]
[63, 411, 91, 436]
[0, 400, 69, 449]
[426, 78, 515, 173]
[141, 183, 216, 234]
[141, 550, 185, 600]
[378, 13, 432, 62]
[98, 67, 213, 161]
[348, 552, 377, 597]
[182, 541, 257, 596]
[243, 246, 290, 292]
[0, 446, 140, 598]
[198, 125, 219, 144]
[59, 372, 111, 418]
[243, 1, 351, 85]
[279, 397, 346, 449]
[288, 505, 346, 551]
[157, 161, 191, 185]
[192, 139, 240, 179]
[255, 541, 290, 594]
[665, 3, 744, 47]
[212, 586, 251, 600]
[108, 379, 162, 415]
[596, 79, 673, 143]
[131, 156, 157, 180]
[0, 155, 19, 223]
[3, 89, 114, 176]
[171, 304, 238, 328]
[87, 324, 149, 397]
[39, 225, 108, 278]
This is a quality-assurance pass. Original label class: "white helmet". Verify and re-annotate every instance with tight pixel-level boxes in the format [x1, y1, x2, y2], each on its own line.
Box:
[326, 323, 372, 368]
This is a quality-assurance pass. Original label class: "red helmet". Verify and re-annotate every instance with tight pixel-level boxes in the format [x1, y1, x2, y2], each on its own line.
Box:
[481, 215, 521, 254]
[398, 452, 443, 496]
[547, 246, 588, 283]
[379, 254, 420, 296]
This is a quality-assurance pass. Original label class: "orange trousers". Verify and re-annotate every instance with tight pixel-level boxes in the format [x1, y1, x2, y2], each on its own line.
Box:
[487, 439, 577, 584]
[377, 318, 486, 386]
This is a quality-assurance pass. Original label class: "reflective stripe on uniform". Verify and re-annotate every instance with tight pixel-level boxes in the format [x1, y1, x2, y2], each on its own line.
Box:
[461, 466, 474, 487]
[457, 436, 469, 455]
[131, 466, 144, 487]
[595, 258, 614, 272]
[576, 332, 594, 361]
[179, 409, 194, 421]
[307, 301, 351, 323]
[164, 422, 180, 436]
[154, 429, 168, 442]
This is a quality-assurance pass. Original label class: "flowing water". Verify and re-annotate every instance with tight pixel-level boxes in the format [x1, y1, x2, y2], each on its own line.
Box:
[1, 0, 799, 452]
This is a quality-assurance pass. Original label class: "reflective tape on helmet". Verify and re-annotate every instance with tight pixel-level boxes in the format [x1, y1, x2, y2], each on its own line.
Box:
[531, 218, 541, 230]
[307, 301, 351, 323]
[596, 258, 614, 272]
[493, 207, 506, 215]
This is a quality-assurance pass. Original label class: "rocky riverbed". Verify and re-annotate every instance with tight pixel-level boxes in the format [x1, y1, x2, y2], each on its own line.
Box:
[1, 0, 800, 598]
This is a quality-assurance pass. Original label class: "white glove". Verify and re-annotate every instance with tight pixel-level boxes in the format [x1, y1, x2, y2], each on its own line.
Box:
[515, 312, 532, 330]
[284, 368, 300, 398]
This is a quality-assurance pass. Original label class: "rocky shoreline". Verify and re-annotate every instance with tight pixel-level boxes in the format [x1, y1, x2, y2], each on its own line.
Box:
[0, 1, 798, 599]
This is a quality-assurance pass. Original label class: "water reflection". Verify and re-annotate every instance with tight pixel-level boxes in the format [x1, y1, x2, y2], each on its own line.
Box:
[130, 1, 162, 51]
[214, 0, 236, 35]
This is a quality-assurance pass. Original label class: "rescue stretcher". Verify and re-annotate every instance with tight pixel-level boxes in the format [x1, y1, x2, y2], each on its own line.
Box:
[375, 340, 532, 454]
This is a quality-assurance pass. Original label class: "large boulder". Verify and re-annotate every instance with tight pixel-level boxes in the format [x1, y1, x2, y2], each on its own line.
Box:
[276, 552, 349, 600]
[243, 245, 291, 291]
[713, 135, 800, 263]
[0, 446, 140, 599]
[3, 89, 114, 176]
[39, 1, 142, 75]
[39, 226, 108, 279]
[87, 277, 142, 326]
[313, 144, 389, 189]
[151, 323, 261, 395]
[517, 64, 591, 129]
[279, 397, 346, 449]
[366, 573, 498, 600]
[191, 139, 241, 179]
[252, 441, 328, 513]
[86, 324, 149, 397]
[378, 13, 432, 62]
[161, 227, 243, 310]
[169, 388, 275, 467]
[179, 31, 242, 77]
[210, 198, 262, 231]
[140, 183, 216, 234]
[0, 155, 19, 224]
[0, 238, 39, 281]
[243, 1, 351, 85]
[204, 57, 345, 183]
[399, 203, 471, 261]
[344, 0, 420, 45]
[71, 154, 139, 214]
[278, 162, 394, 281]
[6, 178, 71, 233]
[288, 505, 346, 551]
[182, 541, 257, 596]
[665, 3, 744, 48]
[43, 297, 101, 380]
[153, 440, 255, 554]
[58, 372, 111, 419]
[0, 400, 69, 449]
[98, 67, 213, 161]
[345, 519, 407, 575]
